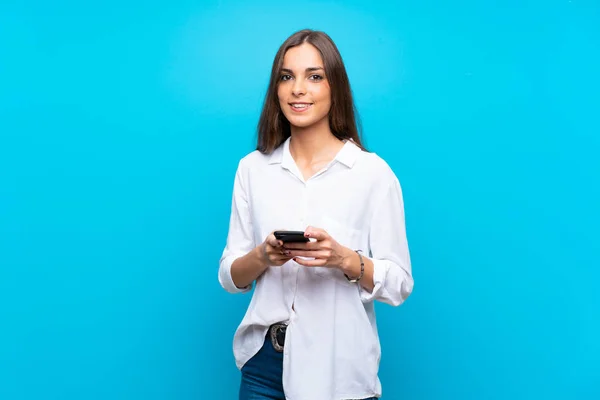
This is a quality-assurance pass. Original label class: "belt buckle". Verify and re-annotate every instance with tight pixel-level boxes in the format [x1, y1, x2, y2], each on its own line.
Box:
[269, 323, 286, 353]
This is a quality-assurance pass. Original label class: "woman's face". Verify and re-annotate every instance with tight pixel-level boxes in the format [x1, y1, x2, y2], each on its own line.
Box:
[277, 43, 331, 130]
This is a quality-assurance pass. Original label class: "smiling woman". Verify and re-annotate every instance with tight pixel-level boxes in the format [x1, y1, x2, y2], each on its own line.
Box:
[278, 47, 331, 137]
[256, 29, 363, 155]
[218, 29, 413, 400]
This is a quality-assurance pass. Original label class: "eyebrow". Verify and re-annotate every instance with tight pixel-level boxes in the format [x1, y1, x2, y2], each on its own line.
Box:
[281, 67, 324, 74]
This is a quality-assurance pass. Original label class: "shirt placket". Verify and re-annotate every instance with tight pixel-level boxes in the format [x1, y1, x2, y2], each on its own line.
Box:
[288, 179, 307, 320]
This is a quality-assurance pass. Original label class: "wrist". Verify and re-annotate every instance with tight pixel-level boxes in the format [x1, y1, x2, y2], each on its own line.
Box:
[340, 247, 365, 283]
[254, 243, 269, 270]
[339, 247, 357, 274]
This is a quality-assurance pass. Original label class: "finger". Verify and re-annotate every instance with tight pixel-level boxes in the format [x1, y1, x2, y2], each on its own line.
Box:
[268, 248, 286, 258]
[282, 241, 318, 250]
[304, 228, 328, 241]
[272, 250, 291, 258]
[269, 252, 291, 260]
[266, 235, 283, 247]
[288, 250, 328, 258]
[293, 257, 327, 267]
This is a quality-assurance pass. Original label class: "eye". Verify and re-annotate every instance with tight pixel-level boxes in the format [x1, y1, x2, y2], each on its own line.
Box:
[280, 74, 292, 81]
[309, 74, 324, 81]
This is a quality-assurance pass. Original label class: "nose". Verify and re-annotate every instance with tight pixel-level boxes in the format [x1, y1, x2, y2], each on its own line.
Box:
[292, 79, 306, 96]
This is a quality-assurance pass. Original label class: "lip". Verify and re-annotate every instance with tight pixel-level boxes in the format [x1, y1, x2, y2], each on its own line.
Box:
[289, 103, 313, 113]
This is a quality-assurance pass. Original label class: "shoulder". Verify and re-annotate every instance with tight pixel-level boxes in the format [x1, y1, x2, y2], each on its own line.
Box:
[236, 149, 269, 172]
[357, 150, 399, 185]
[239, 149, 267, 166]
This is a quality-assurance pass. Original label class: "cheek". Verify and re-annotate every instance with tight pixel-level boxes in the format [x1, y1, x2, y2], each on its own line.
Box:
[314, 85, 331, 104]
[315, 89, 331, 112]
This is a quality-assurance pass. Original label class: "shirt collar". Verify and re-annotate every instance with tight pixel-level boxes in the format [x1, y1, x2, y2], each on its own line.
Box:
[267, 137, 361, 169]
[335, 138, 361, 168]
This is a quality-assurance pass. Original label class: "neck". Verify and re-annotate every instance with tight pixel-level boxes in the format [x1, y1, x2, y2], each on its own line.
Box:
[289, 119, 343, 163]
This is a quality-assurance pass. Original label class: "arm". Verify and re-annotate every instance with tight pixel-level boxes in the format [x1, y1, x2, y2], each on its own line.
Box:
[229, 246, 268, 290]
[355, 177, 414, 306]
[218, 162, 291, 293]
[230, 235, 290, 289]
[218, 163, 255, 293]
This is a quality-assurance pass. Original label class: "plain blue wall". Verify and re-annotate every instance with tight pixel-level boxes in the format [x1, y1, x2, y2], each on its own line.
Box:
[1, 0, 598, 399]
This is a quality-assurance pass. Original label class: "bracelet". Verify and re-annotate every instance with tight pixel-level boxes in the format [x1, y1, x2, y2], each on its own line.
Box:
[344, 250, 364, 283]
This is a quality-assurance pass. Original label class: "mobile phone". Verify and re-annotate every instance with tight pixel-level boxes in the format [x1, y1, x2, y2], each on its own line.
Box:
[273, 230, 309, 243]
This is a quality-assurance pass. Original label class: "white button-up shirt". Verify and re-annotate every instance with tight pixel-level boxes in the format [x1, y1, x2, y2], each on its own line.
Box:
[219, 137, 413, 400]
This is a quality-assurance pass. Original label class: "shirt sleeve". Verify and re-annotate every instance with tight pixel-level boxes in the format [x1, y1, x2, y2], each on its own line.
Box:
[360, 177, 414, 305]
[218, 160, 255, 294]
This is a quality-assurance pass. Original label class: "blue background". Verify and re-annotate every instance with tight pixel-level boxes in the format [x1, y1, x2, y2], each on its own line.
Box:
[1, 0, 599, 399]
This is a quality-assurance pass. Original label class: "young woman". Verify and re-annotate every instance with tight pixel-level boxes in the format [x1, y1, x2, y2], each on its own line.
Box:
[219, 29, 414, 400]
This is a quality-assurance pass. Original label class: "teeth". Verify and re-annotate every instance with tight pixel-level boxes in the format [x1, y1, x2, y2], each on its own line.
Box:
[292, 104, 310, 109]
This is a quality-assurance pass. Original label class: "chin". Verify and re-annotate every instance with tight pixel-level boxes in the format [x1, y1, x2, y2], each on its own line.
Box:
[287, 119, 315, 129]
[281, 114, 307, 126]
[285, 114, 327, 129]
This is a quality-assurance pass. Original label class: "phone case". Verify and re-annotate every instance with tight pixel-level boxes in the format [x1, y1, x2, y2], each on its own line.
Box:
[273, 231, 309, 243]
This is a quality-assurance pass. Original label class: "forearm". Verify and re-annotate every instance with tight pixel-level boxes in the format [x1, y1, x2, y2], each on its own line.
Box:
[230, 245, 268, 289]
[340, 248, 375, 292]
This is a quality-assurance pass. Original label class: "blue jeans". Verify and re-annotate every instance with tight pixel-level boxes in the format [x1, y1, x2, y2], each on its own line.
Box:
[239, 334, 378, 400]
[239, 333, 285, 399]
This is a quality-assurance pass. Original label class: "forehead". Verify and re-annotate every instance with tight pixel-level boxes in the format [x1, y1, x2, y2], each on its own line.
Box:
[282, 43, 324, 70]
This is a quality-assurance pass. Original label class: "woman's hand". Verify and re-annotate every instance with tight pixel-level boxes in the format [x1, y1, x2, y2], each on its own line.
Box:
[260, 232, 293, 267]
[281, 226, 353, 269]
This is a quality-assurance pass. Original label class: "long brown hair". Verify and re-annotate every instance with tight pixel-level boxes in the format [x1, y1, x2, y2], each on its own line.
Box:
[256, 29, 365, 154]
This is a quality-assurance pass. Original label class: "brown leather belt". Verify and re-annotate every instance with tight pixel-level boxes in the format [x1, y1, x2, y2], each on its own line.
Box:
[268, 323, 287, 352]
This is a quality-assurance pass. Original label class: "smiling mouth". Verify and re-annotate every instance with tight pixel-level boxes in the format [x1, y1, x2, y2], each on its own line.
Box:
[289, 103, 313, 112]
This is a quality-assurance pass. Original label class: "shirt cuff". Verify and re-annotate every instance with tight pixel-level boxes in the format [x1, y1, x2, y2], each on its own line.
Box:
[359, 258, 388, 303]
[219, 255, 253, 294]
